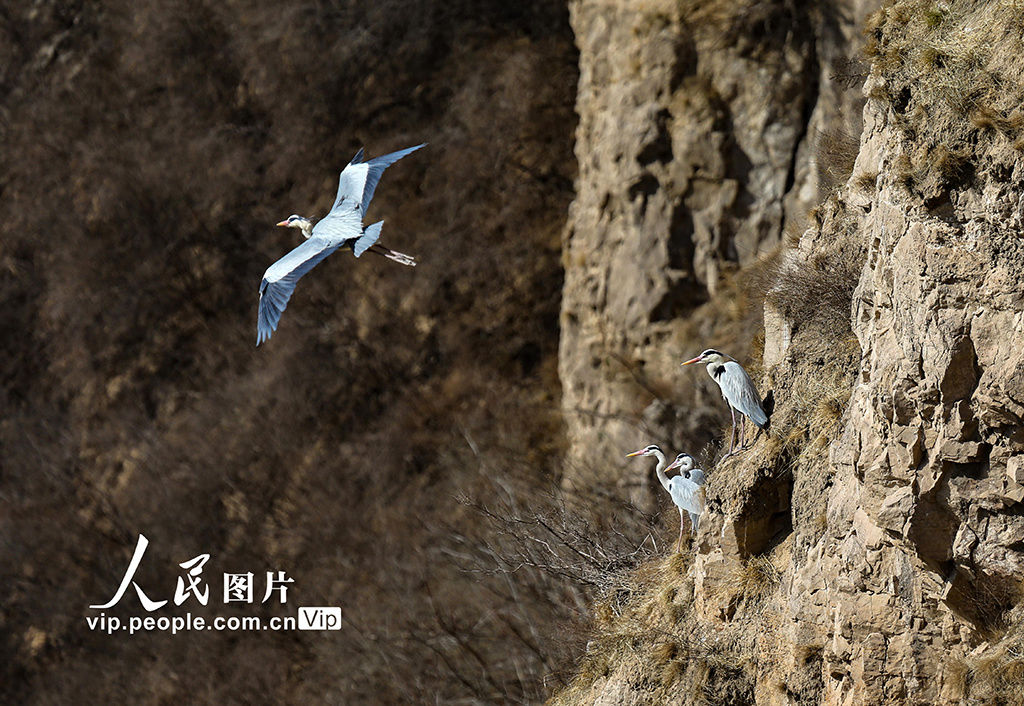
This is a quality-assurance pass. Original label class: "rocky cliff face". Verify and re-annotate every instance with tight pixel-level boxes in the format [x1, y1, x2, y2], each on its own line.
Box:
[560, 0, 874, 498]
[785, 5, 1024, 701]
[555, 1, 1024, 704]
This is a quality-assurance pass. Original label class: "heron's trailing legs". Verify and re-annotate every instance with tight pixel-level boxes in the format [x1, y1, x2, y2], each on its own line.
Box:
[726, 409, 759, 456]
[738, 415, 765, 450]
[675, 509, 701, 553]
[367, 243, 417, 267]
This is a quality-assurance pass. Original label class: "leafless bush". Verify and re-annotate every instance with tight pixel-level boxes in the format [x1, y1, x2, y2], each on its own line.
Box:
[830, 56, 869, 90]
[745, 221, 863, 346]
[455, 492, 658, 593]
[683, 0, 813, 61]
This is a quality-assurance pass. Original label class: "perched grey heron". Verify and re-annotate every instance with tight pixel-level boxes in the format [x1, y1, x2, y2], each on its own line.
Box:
[682, 349, 768, 456]
[627, 445, 707, 551]
[256, 143, 425, 345]
[666, 453, 707, 538]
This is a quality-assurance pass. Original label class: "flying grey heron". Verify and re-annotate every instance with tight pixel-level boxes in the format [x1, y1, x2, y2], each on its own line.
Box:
[627, 445, 707, 552]
[256, 143, 425, 346]
[682, 349, 768, 456]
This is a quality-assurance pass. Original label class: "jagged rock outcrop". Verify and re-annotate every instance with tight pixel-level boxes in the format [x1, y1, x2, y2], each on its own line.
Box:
[555, 2, 1024, 704]
[560, 0, 875, 497]
[773, 5, 1024, 700]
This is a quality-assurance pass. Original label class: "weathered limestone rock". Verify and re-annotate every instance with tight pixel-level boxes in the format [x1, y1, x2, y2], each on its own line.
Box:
[756, 6, 1024, 703]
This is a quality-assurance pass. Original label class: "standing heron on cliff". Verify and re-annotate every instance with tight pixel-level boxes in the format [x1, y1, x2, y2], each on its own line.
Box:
[666, 452, 707, 536]
[256, 143, 425, 346]
[681, 349, 768, 456]
[627, 445, 708, 552]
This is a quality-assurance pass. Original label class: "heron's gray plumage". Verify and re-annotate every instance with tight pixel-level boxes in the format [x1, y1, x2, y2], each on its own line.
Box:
[256, 143, 424, 346]
[666, 455, 706, 535]
[683, 469, 708, 531]
[715, 361, 768, 428]
[667, 475, 705, 519]
[308, 201, 364, 243]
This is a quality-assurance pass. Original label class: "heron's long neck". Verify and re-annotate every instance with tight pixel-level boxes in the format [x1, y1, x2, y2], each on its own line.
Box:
[652, 450, 671, 493]
[300, 221, 313, 239]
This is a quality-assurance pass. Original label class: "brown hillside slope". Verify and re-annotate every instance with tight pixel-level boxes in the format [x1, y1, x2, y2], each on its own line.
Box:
[1, 1, 579, 703]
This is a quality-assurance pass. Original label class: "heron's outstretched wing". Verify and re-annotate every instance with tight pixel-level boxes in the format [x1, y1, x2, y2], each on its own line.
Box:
[721, 361, 768, 428]
[330, 158, 370, 214]
[342, 143, 426, 214]
[359, 143, 425, 214]
[330, 143, 425, 214]
[257, 237, 342, 346]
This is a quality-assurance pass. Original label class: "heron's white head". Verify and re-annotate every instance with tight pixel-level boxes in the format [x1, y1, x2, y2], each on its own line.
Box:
[626, 444, 662, 459]
[277, 214, 313, 238]
[667, 453, 695, 472]
[681, 349, 729, 367]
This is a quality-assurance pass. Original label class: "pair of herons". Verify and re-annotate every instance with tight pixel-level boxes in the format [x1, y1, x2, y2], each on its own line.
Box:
[629, 349, 770, 550]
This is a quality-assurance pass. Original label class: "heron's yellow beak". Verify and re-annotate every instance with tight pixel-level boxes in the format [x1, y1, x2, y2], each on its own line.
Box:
[681, 356, 701, 366]
[626, 450, 644, 457]
[276, 220, 289, 227]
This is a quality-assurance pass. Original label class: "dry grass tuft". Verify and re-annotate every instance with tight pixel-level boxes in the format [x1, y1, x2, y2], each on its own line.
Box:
[865, 0, 1024, 150]
[549, 548, 762, 705]
[816, 127, 862, 193]
[931, 145, 974, 184]
[946, 600, 1024, 705]
[854, 170, 879, 191]
[737, 554, 782, 602]
[970, 105, 1023, 135]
